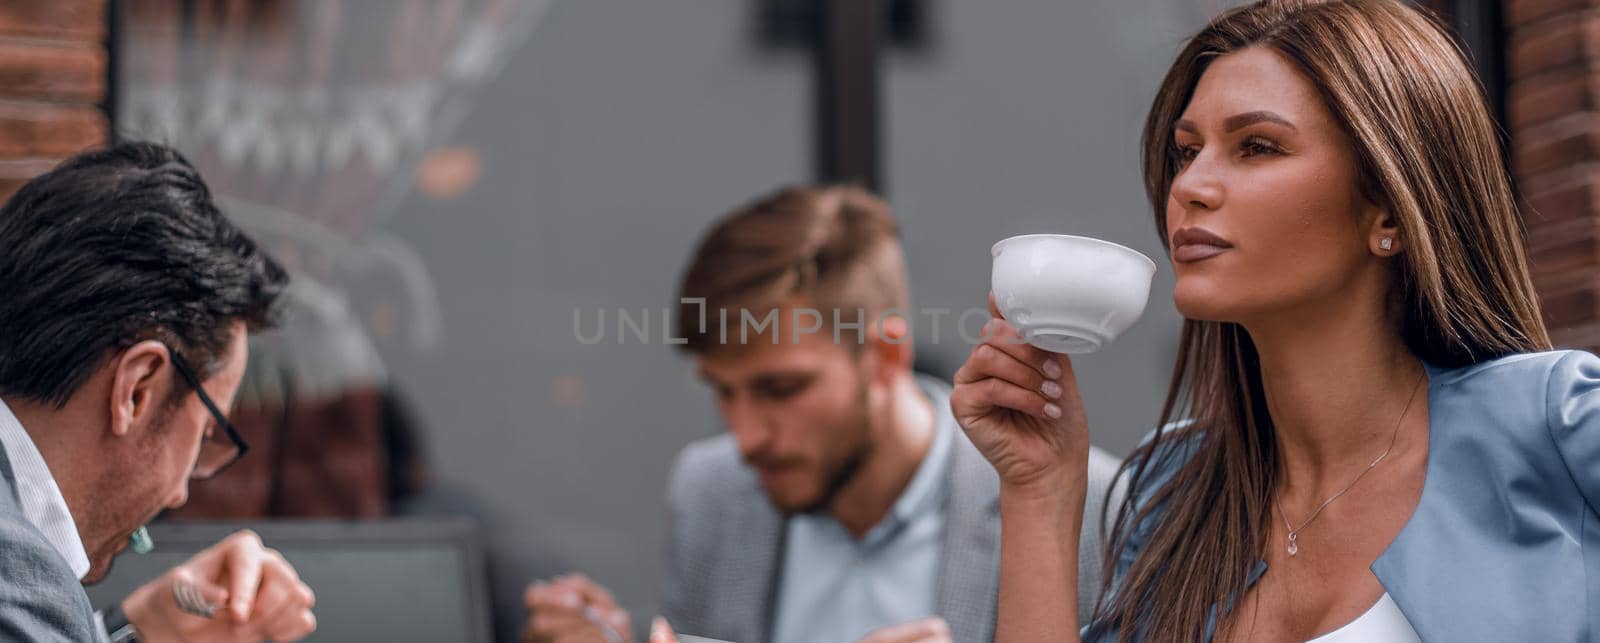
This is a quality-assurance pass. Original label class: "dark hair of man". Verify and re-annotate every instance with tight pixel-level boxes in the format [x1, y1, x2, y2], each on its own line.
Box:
[0, 142, 289, 408]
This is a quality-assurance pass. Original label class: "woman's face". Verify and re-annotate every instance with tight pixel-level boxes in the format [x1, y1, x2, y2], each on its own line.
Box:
[1166, 46, 1388, 325]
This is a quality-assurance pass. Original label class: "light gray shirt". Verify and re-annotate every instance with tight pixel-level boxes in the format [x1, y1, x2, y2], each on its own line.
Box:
[0, 399, 89, 580]
[770, 383, 956, 643]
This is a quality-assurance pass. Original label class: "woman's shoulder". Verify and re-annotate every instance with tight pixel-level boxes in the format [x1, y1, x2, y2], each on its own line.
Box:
[1429, 348, 1599, 434]
[1112, 421, 1207, 537]
[1123, 419, 1206, 488]
[1427, 348, 1591, 387]
[1429, 349, 1600, 507]
[1122, 349, 1600, 471]
[1095, 420, 1210, 614]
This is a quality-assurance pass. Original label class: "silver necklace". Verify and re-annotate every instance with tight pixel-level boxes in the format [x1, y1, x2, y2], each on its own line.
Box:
[1274, 375, 1424, 557]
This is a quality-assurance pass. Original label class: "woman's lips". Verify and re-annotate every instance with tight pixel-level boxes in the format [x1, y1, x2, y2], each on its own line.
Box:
[1171, 226, 1232, 263]
[1174, 243, 1230, 262]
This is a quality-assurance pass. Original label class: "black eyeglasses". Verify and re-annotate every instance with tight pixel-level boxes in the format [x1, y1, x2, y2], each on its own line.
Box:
[168, 351, 248, 480]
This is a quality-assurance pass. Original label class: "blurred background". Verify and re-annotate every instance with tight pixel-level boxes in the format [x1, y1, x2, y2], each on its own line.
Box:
[0, 0, 1583, 640]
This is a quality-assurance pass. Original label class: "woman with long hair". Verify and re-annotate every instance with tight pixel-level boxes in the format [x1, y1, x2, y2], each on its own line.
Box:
[950, 0, 1597, 640]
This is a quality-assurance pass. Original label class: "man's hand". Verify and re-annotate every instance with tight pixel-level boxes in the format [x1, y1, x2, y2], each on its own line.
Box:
[523, 573, 633, 643]
[857, 617, 954, 643]
[648, 617, 676, 643]
[121, 530, 317, 642]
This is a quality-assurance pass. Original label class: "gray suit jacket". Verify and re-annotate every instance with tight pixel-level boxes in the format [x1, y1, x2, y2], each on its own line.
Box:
[661, 378, 1124, 643]
[0, 440, 100, 641]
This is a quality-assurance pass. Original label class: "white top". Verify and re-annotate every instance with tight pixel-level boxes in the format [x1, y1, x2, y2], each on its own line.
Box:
[0, 398, 91, 580]
[1306, 593, 1420, 643]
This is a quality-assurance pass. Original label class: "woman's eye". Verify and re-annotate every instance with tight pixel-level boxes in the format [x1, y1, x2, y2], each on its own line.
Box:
[1241, 138, 1282, 157]
[1173, 144, 1199, 164]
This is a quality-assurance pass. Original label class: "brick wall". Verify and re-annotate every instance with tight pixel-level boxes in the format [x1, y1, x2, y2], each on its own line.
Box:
[0, 1, 107, 201]
[1510, 0, 1600, 350]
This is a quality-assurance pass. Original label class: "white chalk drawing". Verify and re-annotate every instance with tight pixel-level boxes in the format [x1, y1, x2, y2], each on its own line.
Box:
[119, 0, 553, 400]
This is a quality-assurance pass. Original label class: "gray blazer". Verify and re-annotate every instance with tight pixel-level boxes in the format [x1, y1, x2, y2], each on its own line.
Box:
[0, 441, 100, 641]
[661, 377, 1124, 643]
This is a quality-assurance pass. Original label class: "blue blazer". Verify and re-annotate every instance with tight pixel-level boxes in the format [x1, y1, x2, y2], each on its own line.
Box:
[1089, 350, 1600, 642]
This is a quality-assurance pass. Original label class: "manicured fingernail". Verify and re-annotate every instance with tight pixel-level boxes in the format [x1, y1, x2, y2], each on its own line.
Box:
[1043, 359, 1062, 379]
[1044, 403, 1063, 419]
[1041, 381, 1062, 399]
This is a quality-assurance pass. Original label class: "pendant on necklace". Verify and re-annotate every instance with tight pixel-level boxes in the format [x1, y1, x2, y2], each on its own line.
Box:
[1287, 531, 1299, 556]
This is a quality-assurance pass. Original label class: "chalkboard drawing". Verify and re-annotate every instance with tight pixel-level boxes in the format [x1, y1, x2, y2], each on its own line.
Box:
[116, 0, 551, 516]
[119, 0, 551, 395]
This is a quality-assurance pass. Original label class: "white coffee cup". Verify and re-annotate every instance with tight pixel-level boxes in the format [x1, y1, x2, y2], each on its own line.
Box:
[990, 234, 1157, 353]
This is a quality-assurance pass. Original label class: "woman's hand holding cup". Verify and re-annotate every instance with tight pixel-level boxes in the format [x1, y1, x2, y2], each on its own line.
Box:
[950, 293, 1091, 500]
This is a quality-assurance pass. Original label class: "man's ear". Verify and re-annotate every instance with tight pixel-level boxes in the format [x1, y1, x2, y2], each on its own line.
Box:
[865, 314, 914, 385]
[108, 341, 172, 438]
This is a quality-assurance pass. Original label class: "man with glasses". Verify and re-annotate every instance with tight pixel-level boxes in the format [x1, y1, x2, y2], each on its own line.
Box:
[0, 142, 316, 642]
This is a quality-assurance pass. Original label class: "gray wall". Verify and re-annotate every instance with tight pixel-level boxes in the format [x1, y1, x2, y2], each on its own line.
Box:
[886, 0, 1232, 457]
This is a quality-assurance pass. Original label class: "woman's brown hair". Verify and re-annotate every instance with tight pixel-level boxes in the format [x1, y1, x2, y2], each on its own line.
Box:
[1097, 1, 1552, 640]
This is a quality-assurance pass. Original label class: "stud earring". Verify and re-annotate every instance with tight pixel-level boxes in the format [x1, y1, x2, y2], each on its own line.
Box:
[1379, 237, 1394, 251]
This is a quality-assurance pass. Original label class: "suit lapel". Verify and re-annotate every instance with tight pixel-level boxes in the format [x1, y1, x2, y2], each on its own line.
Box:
[1369, 361, 1556, 643]
[936, 432, 1001, 643]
